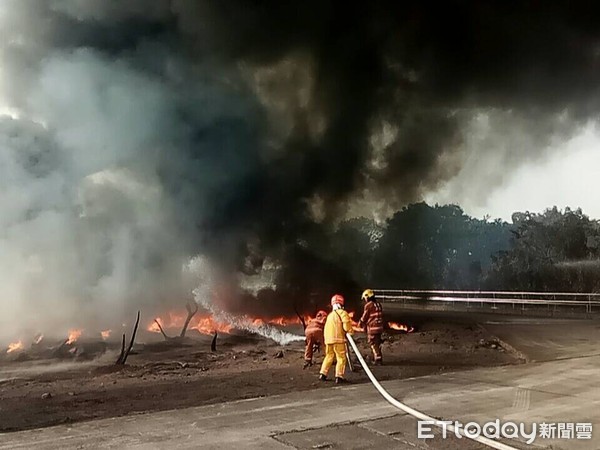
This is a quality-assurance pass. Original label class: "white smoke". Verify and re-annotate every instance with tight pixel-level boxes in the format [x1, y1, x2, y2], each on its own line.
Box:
[0, 5, 257, 341]
[199, 300, 305, 345]
[0, 47, 191, 340]
[194, 291, 304, 346]
[187, 256, 303, 346]
[221, 313, 304, 346]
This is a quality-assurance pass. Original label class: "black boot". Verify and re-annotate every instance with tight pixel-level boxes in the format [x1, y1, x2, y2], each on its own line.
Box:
[319, 373, 327, 381]
[335, 377, 349, 384]
[303, 360, 313, 369]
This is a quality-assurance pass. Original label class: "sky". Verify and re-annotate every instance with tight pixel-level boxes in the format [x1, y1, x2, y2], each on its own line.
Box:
[426, 121, 600, 222]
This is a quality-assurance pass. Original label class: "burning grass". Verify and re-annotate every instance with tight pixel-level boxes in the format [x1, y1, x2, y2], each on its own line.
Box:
[6, 340, 24, 354]
[66, 329, 83, 345]
[388, 322, 415, 333]
[149, 313, 233, 335]
[2, 306, 414, 362]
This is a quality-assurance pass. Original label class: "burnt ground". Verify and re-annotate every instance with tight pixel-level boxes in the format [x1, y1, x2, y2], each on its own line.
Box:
[0, 321, 521, 433]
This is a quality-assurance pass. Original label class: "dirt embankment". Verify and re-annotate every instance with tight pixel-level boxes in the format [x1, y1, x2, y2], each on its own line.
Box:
[0, 322, 520, 432]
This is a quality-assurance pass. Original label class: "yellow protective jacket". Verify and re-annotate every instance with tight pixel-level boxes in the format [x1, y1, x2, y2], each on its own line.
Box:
[324, 309, 354, 344]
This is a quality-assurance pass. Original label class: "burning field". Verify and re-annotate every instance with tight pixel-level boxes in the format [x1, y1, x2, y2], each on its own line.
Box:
[0, 305, 385, 363]
[0, 308, 520, 433]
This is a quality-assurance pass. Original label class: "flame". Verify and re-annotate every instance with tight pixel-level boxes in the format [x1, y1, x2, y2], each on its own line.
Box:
[150, 310, 413, 337]
[248, 316, 305, 328]
[101, 330, 111, 340]
[388, 322, 414, 333]
[148, 314, 233, 335]
[347, 311, 364, 332]
[66, 329, 83, 344]
[7, 340, 24, 353]
[148, 312, 313, 336]
[192, 316, 233, 334]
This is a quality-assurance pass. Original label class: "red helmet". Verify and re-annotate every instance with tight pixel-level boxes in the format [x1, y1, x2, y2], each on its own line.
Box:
[330, 294, 345, 307]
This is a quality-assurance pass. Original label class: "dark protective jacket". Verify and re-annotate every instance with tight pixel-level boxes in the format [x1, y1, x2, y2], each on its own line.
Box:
[305, 316, 325, 339]
[359, 300, 384, 335]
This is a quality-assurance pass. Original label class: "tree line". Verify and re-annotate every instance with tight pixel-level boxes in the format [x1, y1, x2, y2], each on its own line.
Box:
[323, 203, 600, 293]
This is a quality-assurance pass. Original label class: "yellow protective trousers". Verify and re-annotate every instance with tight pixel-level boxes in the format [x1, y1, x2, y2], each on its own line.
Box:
[320, 343, 347, 379]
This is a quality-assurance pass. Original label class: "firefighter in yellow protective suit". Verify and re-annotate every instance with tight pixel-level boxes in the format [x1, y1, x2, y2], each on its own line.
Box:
[319, 294, 354, 384]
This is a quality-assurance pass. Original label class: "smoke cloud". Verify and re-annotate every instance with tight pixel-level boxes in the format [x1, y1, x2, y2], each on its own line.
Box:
[1, 1, 599, 339]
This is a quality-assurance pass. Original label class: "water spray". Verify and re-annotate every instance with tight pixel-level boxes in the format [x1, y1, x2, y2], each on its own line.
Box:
[192, 288, 304, 346]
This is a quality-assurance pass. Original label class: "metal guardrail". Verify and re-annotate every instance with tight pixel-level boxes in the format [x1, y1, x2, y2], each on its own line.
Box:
[375, 289, 600, 314]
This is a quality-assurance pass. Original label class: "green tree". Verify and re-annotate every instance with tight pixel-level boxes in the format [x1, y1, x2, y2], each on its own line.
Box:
[373, 203, 511, 289]
[486, 207, 600, 291]
[329, 217, 382, 286]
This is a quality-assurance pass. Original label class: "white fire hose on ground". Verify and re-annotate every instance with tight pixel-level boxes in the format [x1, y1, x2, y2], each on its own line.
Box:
[345, 334, 518, 450]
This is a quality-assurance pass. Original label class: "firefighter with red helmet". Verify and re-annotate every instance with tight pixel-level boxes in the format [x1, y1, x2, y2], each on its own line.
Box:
[303, 310, 327, 368]
[359, 289, 384, 365]
[319, 294, 354, 384]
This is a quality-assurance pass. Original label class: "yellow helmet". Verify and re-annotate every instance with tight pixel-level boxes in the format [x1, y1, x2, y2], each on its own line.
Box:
[361, 289, 375, 301]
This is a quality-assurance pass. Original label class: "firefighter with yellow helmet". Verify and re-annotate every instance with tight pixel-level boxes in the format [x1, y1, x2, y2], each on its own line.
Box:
[358, 289, 384, 365]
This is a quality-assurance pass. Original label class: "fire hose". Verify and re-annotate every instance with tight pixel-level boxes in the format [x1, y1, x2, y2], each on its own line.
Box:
[345, 333, 518, 450]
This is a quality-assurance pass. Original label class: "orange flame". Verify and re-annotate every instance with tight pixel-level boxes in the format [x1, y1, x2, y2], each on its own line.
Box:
[347, 311, 364, 332]
[101, 330, 111, 340]
[7, 340, 24, 353]
[66, 329, 83, 345]
[388, 322, 414, 333]
[265, 316, 303, 326]
[192, 316, 233, 335]
[148, 312, 314, 336]
[148, 314, 233, 335]
[248, 316, 305, 328]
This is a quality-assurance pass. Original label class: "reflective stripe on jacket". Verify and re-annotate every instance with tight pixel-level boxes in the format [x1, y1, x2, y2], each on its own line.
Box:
[360, 300, 384, 335]
[324, 309, 354, 344]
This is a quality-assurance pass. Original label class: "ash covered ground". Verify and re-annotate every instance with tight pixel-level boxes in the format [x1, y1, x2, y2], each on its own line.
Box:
[0, 318, 519, 433]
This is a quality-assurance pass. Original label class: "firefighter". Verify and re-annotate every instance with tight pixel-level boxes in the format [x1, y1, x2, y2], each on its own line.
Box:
[303, 310, 327, 368]
[319, 294, 354, 384]
[359, 289, 384, 365]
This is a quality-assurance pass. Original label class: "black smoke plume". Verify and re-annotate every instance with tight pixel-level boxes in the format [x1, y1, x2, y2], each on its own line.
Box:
[1, 1, 599, 336]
